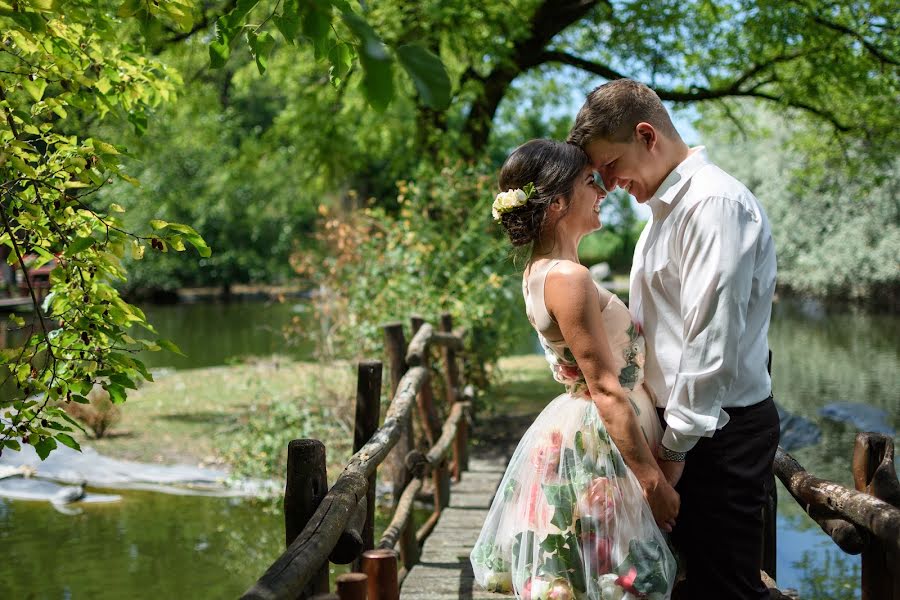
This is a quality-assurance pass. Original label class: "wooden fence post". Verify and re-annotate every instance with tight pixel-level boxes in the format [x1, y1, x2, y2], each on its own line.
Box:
[384, 323, 412, 507]
[335, 573, 368, 600]
[410, 316, 441, 447]
[362, 548, 399, 600]
[441, 313, 467, 479]
[284, 439, 329, 599]
[853, 433, 900, 600]
[351, 360, 382, 572]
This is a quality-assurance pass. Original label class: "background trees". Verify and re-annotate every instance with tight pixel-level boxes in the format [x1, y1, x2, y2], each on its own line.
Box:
[2, 0, 896, 451]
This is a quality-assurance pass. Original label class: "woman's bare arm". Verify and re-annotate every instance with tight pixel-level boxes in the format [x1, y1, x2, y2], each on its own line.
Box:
[544, 261, 679, 531]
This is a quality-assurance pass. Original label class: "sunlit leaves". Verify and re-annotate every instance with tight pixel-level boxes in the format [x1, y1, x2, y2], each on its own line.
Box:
[0, 2, 210, 456]
[209, 0, 452, 113]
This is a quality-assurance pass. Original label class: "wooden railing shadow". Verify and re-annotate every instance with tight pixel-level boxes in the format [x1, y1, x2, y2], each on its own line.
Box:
[242, 313, 473, 600]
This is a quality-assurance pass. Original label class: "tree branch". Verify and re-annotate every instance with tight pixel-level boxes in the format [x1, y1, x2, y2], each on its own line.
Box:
[152, 0, 238, 53]
[537, 50, 626, 81]
[536, 50, 851, 131]
[784, 0, 900, 67]
[460, 0, 603, 154]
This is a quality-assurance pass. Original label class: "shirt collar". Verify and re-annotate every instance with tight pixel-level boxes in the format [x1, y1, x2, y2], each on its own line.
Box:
[648, 146, 711, 212]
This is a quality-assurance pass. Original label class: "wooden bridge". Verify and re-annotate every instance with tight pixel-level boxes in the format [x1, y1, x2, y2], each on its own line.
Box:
[241, 314, 900, 600]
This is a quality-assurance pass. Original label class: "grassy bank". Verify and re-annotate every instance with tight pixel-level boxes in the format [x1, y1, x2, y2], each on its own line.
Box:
[73, 356, 357, 480]
[72, 355, 557, 481]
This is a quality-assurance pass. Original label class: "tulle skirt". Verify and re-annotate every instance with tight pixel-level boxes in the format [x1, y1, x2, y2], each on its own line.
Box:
[470, 393, 676, 599]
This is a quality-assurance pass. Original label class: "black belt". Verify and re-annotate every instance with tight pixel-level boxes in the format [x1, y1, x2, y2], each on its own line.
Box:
[722, 394, 774, 417]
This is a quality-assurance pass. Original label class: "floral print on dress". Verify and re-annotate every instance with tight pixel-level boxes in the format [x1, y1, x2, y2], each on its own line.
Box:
[470, 396, 676, 599]
[618, 323, 645, 391]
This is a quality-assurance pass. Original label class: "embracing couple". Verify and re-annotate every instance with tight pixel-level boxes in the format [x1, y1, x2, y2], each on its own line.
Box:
[470, 80, 780, 600]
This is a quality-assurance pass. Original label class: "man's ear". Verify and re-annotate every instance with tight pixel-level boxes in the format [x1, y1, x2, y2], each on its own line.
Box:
[635, 122, 657, 151]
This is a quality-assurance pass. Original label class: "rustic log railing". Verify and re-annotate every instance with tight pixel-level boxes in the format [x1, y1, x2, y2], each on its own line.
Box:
[242, 313, 472, 600]
[767, 432, 900, 599]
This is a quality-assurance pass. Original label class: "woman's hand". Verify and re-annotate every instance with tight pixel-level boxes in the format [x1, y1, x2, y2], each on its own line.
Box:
[641, 470, 680, 532]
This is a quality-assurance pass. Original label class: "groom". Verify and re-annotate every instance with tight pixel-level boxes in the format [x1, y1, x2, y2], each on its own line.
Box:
[569, 80, 780, 600]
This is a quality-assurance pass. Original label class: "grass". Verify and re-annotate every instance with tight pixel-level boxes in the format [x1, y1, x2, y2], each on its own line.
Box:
[70, 353, 556, 480]
[73, 356, 357, 478]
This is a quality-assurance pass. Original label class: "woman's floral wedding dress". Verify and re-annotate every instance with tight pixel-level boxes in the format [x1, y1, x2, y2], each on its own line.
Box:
[470, 259, 676, 600]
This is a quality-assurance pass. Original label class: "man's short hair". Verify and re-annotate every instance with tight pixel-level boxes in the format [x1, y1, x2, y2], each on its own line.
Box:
[568, 79, 680, 147]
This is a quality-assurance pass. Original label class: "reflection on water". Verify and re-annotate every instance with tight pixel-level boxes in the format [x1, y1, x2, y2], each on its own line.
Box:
[0, 491, 282, 599]
[136, 301, 314, 370]
[767, 300, 898, 597]
[0, 298, 896, 598]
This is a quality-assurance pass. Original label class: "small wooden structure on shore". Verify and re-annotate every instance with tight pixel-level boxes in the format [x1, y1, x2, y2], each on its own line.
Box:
[242, 311, 900, 600]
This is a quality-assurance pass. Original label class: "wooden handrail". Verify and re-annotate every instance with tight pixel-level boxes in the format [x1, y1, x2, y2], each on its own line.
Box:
[243, 314, 475, 600]
[405, 325, 464, 366]
[775, 446, 900, 555]
[425, 401, 469, 465]
[242, 366, 428, 600]
[405, 323, 434, 366]
[379, 476, 424, 551]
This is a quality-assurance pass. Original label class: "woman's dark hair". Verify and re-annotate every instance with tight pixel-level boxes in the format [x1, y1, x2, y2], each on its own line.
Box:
[496, 139, 588, 246]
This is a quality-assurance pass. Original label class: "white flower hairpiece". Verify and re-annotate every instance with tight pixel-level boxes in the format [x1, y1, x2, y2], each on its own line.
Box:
[492, 182, 535, 222]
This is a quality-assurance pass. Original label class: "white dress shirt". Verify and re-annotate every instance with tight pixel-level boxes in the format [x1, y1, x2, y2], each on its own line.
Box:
[629, 147, 777, 453]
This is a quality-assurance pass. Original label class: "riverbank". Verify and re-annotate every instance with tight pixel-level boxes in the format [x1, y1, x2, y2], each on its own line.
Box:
[68, 355, 552, 481]
[72, 356, 356, 480]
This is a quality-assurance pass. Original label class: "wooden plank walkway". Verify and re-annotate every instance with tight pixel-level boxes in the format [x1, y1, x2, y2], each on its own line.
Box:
[401, 456, 507, 599]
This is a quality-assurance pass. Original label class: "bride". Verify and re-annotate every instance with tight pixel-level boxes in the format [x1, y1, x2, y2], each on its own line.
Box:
[471, 139, 678, 599]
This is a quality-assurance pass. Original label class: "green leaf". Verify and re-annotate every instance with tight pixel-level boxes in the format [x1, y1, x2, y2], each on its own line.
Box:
[396, 44, 450, 109]
[23, 78, 47, 102]
[274, 0, 300, 43]
[301, 2, 330, 44]
[209, 39, 230, 69]
[104, 382, 127, 404]
[222, 0, 260, 30]
[55, 433, 81, 452]
[616, 539, 671, 595]
[149, 219, 168, 230]
[157, 338, 185, 356]
[247, 31, 276, 75]
[64, 235, 95, 257]
[542, 482, 576, 530]
[328, 43, 353, 87]
[34, 436, 57, 460]
[342, 12, 393, 111]
[109, 373, 137, 390]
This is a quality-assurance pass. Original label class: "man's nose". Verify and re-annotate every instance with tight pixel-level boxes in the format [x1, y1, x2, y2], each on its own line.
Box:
[598, 169, 616, 192]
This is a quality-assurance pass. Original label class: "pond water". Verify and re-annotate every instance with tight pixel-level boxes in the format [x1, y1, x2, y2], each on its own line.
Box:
[1, 298, 896, 598]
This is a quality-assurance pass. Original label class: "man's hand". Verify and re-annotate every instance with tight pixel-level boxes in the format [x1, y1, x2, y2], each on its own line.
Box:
[641, 471, 680, 532]
[659, 459, 686, 488]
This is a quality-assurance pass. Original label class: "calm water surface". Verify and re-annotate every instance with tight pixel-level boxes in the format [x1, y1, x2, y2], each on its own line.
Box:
[1, 299, 896, 598]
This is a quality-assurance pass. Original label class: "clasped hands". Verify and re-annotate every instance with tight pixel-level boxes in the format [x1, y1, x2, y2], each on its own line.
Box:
[643, 458, 685, 533]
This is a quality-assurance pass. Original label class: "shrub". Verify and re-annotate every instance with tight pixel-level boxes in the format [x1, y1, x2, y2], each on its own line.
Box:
[292, 161, 526, 392]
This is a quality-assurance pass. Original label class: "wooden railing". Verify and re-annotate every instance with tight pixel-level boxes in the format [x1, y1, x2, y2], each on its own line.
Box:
[242, 313, 472, 600]
[766, 433, 900, 599]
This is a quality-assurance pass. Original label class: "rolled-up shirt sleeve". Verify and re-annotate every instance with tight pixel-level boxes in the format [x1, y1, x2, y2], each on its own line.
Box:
[661, 196, 759, 453]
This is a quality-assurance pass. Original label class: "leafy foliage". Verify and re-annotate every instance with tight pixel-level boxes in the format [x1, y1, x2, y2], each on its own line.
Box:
[0, 2, 208, 452]
[291, 161, 523, 389]
[211, 0, 451, 110]
[699, 101, 900, 304]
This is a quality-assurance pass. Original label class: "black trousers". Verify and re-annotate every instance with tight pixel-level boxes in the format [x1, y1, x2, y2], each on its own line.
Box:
[659, 397, 780, 600]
